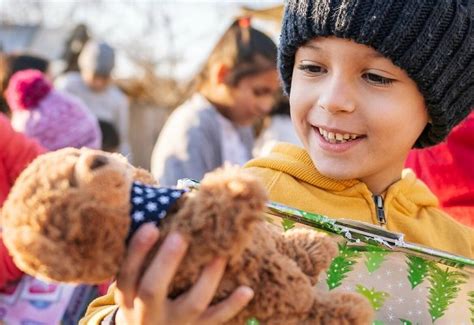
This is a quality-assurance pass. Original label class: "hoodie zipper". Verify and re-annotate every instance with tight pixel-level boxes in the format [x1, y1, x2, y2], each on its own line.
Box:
[373, 195, 386, 225]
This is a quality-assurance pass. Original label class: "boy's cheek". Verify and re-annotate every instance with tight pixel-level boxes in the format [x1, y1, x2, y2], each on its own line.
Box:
[290, 86, 314, 115]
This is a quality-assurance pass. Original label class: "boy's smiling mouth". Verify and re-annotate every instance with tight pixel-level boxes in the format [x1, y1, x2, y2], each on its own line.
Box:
[311, 125, 366, 154]
[316, 126, 364, 144]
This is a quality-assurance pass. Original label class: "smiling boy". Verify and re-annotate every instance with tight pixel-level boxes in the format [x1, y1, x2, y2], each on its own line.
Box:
[245, 0, 473, 257]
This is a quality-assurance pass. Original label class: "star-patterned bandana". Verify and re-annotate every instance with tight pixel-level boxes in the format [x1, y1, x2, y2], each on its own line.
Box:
[127, 182, 186, 242]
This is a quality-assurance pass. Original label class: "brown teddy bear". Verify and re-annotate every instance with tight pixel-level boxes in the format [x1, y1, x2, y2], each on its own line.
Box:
[1, 147, 373, 324]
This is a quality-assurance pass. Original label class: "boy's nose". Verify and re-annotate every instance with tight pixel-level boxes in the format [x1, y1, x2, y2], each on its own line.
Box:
[317, 77, 356, 114]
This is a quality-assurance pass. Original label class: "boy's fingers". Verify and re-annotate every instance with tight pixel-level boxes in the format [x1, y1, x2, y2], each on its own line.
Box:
[137, 232, 188, 306]
[196, 286, 254, 324]
[115, 223, 159, 308]
[174, 258, 227, 319]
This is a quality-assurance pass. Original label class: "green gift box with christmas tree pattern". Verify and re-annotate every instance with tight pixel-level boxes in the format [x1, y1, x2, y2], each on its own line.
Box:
[268, 201, 474, 325]
[178, 179, 474, 325]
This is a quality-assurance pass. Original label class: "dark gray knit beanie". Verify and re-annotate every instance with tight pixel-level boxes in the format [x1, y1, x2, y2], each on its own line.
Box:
[279, 0, 473, 147]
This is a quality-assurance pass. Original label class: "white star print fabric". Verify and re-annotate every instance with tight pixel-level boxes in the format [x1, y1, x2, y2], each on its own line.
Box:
[128, 182, 186, 241]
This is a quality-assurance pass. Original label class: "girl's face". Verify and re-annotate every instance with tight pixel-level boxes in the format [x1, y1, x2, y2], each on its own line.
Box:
[227, 69, 280, 126]
[290, 37, 429, 194]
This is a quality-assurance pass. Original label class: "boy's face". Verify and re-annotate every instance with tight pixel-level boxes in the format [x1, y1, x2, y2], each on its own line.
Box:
[290, 37, 429, 193]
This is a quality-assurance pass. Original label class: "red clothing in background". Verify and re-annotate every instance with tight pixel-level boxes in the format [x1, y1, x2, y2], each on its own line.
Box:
[0, 113, 45, 288]
[406, 112, 474, 227]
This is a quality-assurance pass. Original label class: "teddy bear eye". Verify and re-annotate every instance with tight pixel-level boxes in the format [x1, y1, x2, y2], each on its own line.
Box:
[88, 156, 108, 170]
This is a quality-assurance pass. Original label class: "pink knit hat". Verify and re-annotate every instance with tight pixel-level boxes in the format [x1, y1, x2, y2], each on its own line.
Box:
[5, 69, 101, 151]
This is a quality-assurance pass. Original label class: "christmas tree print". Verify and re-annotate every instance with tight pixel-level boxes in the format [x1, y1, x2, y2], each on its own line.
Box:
[355, 284, 390, 311]
[436, 258, 466, 269]
[406, 255, 431, 289]
[281, 218, 295, 231]
[427, 264, 467, 322]
[246, 317, 260, 325]
[364, 245, 390, 273]
[468, 291, 474, 324]
[398, 320, 412, 325]
[326, 242, 361, 289]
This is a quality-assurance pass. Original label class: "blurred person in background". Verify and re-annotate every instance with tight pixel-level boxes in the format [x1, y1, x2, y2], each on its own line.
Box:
[61, 23, 90, 73]
[151, 17, 280, 186]
[5, 69, 101, 150]
[55, 40, 131, 158]
[253, 94, 301, 158]
[0, 52, 50, 115]
[0, 112, 45, 289]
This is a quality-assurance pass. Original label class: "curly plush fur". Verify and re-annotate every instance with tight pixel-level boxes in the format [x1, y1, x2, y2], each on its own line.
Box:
[1, 148, 373, 324]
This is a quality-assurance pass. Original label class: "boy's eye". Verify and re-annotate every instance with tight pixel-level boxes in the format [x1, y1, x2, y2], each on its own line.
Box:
[297, 64, 327, 75]
[363, 73, 394, 86]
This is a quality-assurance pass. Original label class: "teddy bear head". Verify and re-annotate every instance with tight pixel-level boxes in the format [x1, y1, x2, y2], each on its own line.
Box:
[2, 148, 137, 283]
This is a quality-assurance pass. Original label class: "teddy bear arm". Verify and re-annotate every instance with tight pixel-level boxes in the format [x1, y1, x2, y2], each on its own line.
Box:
[161, 167, 268, 298]
[303, 290, 374, 325]
[168, 167, 267, 260]
[277, 228, 338, 285]
[223, 232, 318, 325]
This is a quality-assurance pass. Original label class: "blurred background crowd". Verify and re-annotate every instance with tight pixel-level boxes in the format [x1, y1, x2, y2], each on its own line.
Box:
[0, 1, 472, 323]
[0, 1, 289, 169]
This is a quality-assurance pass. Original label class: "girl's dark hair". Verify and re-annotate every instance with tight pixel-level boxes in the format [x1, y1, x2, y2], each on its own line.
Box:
[0, 53, 50, 114]
[190, 17, 277, 94]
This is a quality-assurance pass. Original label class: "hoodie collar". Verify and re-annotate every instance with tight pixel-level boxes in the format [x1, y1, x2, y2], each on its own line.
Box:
[246, 143, 439, 210]
[247, 143, 359, 191]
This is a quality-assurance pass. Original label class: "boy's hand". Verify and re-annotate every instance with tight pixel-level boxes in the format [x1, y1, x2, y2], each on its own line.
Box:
[114, 223, 254, 324]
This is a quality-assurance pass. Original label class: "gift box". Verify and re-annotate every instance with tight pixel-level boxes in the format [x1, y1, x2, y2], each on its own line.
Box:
[266, 201, 474, 325]
[180, 179, 474, 325]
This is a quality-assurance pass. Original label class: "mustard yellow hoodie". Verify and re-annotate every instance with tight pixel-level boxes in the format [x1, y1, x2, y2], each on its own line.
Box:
[81, 143, 473, 324]
[244, 143, 473, 258]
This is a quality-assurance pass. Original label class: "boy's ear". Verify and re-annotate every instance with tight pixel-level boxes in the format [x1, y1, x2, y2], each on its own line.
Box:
[216, 63, 230, 84]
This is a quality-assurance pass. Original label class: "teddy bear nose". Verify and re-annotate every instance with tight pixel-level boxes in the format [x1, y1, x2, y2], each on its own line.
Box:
[88, 155, 108, 170]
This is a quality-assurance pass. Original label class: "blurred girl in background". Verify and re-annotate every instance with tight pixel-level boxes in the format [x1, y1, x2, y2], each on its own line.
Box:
[151, 17, 280, 185]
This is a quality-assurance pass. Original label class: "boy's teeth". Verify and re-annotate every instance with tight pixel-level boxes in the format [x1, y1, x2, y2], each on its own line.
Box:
[318, 127, 360, 143]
